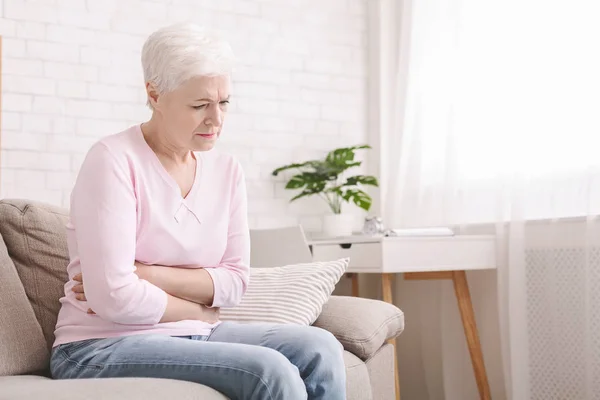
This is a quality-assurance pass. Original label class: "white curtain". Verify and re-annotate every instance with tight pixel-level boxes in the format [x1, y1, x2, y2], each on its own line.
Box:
[374, 0, 600, 398]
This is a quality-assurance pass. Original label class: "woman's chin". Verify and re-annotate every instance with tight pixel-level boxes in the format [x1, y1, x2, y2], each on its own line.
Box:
[192, 135, 218, 151]
[193, 143, 216, 152]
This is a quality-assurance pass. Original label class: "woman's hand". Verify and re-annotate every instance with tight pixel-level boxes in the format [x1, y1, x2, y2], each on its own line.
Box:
[72, 273, 95, 314]
[198, 304, 220, 324]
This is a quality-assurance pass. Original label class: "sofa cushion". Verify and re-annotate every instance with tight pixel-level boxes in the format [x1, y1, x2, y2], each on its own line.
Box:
[0, 200, 70, 350]
[0, 232, 49, 376]
[220, 258, 348, 325]
[313, 295, 404, 360]
[0, 375, 228, 400]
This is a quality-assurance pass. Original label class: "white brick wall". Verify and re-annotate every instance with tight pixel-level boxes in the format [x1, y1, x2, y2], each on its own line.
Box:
[0, 0, 368, 232]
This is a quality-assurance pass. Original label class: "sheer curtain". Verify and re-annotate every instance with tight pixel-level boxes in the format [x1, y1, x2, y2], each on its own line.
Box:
[374, 0, 600, 398]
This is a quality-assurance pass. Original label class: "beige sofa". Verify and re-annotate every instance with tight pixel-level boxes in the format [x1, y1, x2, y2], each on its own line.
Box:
[0, 199, 404, 400]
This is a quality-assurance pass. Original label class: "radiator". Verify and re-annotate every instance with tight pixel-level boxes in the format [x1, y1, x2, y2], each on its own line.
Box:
[526, 247, 600, 399]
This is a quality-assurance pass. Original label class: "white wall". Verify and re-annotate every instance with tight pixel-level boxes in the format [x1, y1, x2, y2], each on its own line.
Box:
[0, 0, 369, 231]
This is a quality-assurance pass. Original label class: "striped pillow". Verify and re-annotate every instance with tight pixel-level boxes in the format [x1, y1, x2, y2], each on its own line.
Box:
[219, 258, 349, 325]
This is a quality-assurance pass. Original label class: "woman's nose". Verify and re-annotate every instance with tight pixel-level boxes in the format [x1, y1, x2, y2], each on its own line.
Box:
[206, 104, 222, 127]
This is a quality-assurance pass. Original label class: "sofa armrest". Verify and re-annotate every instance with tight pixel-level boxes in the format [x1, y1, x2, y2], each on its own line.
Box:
[313, 295, 404, 361]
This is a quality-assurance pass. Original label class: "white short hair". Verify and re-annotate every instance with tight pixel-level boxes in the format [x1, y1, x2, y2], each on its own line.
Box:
[141, 23, 235, 107]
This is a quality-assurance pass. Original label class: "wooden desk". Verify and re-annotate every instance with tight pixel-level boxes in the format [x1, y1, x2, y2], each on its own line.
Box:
[308, 234, 496, 400]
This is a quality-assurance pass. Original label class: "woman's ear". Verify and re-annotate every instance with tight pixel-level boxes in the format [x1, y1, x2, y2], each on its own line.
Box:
[146, 82, 160, 109]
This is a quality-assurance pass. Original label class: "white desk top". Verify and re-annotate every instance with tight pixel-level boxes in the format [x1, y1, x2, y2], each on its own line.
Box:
[307, 234, 494, 246]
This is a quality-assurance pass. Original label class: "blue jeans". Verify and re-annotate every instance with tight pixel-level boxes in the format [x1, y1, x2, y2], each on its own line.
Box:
[50, 322, 346, 400]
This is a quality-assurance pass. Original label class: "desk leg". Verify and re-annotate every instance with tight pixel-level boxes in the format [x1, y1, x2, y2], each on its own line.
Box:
[346, 273, 360, 297]
[405, 271, 491, 400]
[382, 273, 401, 400]
[452, 271, 491, 400]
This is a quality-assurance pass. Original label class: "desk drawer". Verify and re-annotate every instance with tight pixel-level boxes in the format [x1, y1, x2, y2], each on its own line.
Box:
[311, 243, 382, 272]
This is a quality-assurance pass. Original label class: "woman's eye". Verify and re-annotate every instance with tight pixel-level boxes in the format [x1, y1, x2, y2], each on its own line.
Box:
[193, 101, 229, 110]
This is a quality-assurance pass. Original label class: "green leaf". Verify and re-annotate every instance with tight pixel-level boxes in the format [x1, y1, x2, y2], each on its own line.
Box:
[326, 145, 371, 165]
[324, 145, 370, 175]
[349, 144, 371, 150]
[290, 190, 315, 202]
[272, 160, 321, 176]
[285, 174, 306, 189]
[342, 189, 372, 211]
[341, 189, 355, 202]
[326, 186, 344, 196]
[345, 175, 379, 187]
[289, 180, 327, 202]
[305, 180, 326, 192]
[286, 172, 331, 190]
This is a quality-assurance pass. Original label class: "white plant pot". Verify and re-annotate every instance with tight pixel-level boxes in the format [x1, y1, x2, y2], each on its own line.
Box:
[323, 214, 354, 238]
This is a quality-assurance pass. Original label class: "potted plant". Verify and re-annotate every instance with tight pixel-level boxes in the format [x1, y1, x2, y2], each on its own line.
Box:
[272, 145, 379, 237]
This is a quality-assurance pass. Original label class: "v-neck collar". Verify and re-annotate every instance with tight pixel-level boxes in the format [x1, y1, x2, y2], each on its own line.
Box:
[135, 124, 203, 222]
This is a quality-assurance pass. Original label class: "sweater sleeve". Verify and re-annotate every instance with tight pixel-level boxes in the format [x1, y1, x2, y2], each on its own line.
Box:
[71, 143, 167, 325]
[205, 165, 250, 308]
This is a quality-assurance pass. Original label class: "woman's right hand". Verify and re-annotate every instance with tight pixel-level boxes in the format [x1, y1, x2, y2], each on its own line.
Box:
[160, 293, 222, 324]
[199, 305, 220, 324]
[72, 273, 95, 315]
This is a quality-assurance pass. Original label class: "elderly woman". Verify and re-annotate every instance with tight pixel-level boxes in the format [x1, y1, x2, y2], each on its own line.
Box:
[49, 23, 346, 400]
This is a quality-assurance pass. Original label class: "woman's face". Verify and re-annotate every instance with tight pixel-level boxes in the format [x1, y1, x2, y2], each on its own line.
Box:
[149, 75, 231, 152]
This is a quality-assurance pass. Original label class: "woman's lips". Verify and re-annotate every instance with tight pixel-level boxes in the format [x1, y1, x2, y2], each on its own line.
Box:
[196, 133, 216, 139]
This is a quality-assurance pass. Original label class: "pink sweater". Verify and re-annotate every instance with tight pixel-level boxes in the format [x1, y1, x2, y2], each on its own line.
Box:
[53, 125, 250, 347]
